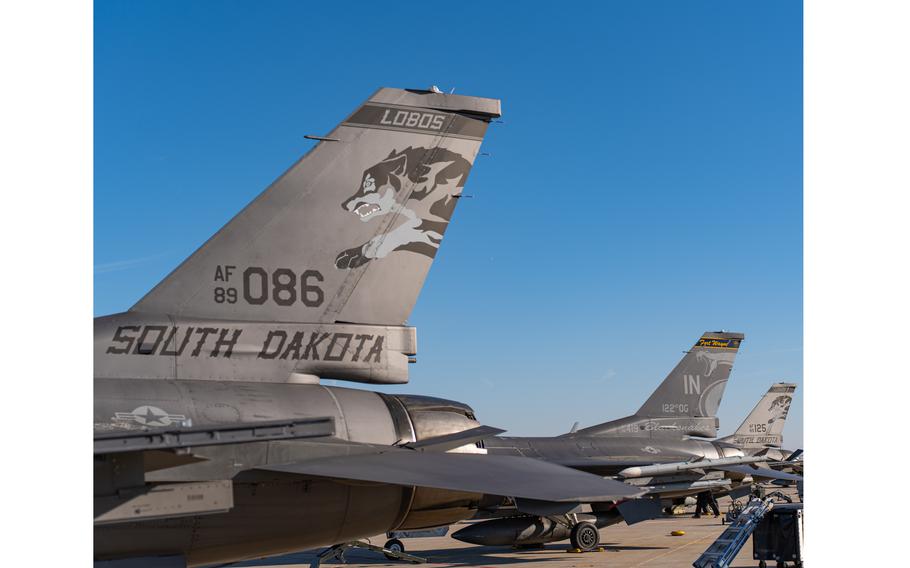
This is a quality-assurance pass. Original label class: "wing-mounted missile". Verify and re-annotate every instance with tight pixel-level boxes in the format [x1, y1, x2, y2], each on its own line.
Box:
[617, 455, 770, 479]
[638, 477, 733, 499]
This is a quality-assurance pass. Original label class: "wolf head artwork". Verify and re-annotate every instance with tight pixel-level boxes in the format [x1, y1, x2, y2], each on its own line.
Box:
[336, 146, 471, 269]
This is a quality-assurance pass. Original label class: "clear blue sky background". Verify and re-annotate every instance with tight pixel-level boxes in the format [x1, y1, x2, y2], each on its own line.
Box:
[95, 1, 803, 447]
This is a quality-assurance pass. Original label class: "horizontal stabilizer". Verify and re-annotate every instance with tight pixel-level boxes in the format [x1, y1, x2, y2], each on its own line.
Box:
[716, 464, 803, 482]
[617, 498, 664, 525]
[404, 425, 505, 452]
[262, 451, 644, 503]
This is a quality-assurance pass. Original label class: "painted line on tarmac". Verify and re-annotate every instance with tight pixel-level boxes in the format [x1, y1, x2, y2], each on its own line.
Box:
[631, 530, 720, 566]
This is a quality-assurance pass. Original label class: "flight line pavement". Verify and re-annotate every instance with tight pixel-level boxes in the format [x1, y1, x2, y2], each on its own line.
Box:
[236, 489, 800, 568]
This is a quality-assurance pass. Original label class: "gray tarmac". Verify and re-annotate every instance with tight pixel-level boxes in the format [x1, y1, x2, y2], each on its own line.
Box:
[235, 489, 800, 568]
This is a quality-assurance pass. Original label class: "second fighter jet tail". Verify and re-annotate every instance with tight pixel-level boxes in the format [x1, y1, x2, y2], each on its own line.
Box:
[718, 383, 796, 449]
[570, 332, 745, 439]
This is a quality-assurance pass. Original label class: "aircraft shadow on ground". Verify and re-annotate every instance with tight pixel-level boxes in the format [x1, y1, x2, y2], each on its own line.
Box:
[601, 542, 669, 551]
[230, 541, 670, 567]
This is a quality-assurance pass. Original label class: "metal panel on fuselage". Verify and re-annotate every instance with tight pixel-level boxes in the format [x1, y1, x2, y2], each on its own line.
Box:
[94, 380, 399, 444]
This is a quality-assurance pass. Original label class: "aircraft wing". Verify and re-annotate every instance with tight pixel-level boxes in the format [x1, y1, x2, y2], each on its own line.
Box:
[261, 450, 645, 503]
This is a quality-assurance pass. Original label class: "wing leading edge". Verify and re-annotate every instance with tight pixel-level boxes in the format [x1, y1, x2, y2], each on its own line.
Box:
[261, 450, 645, 503]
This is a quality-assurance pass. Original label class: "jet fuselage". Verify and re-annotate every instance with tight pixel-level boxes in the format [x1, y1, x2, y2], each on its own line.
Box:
[94, 380, 488, 566]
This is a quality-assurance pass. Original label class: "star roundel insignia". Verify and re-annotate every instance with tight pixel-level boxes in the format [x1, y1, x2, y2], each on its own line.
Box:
[116, 405, 187, 427]
[133, 405, 166, 426]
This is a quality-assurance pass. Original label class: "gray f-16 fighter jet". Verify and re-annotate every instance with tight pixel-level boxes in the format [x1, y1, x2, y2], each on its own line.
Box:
[453, 333, 801, 550]
[94, 88, 644, 567]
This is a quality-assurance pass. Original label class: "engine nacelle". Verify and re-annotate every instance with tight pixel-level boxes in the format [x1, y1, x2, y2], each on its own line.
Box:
[383, 394, 483, 447]
[380, 395, 486, 530]
[380, 394, 487, 529]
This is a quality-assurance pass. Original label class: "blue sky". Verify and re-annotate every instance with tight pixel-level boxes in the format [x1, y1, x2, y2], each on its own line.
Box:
[95, 1, 803, 446]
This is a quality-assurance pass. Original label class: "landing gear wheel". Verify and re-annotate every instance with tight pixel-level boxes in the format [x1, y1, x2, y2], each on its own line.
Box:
[383, 538, 404, 560]
[569, 521, 600, 551]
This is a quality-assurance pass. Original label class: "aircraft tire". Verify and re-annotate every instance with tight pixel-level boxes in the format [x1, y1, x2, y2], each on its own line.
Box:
[569, 522, 600, 551]
[384, 538, 405, 560]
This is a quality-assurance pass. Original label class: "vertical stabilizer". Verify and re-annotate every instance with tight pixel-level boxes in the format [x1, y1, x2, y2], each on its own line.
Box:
[720, 383, 796, 449]
[571, 332, 744, 439]
[130, 88, 501, 326]
[635, 332, 744, 421]
[95, 88, 501, 385]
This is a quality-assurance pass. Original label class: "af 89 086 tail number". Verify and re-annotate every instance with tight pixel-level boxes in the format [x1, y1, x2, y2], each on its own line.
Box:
[213, 265, 324, 307]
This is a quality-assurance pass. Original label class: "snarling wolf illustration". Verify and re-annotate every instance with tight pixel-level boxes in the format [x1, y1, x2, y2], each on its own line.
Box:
[335, 147, 471, 269]
[767, 395, 792, 424]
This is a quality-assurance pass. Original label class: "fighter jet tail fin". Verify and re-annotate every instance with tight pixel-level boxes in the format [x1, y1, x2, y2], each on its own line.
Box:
[785, 448, 803, 461]
[719, 383, 796, 449]
[635, 331, 744, 419]
[130, 87, 501, 326]
[572, 332, 744, 439]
